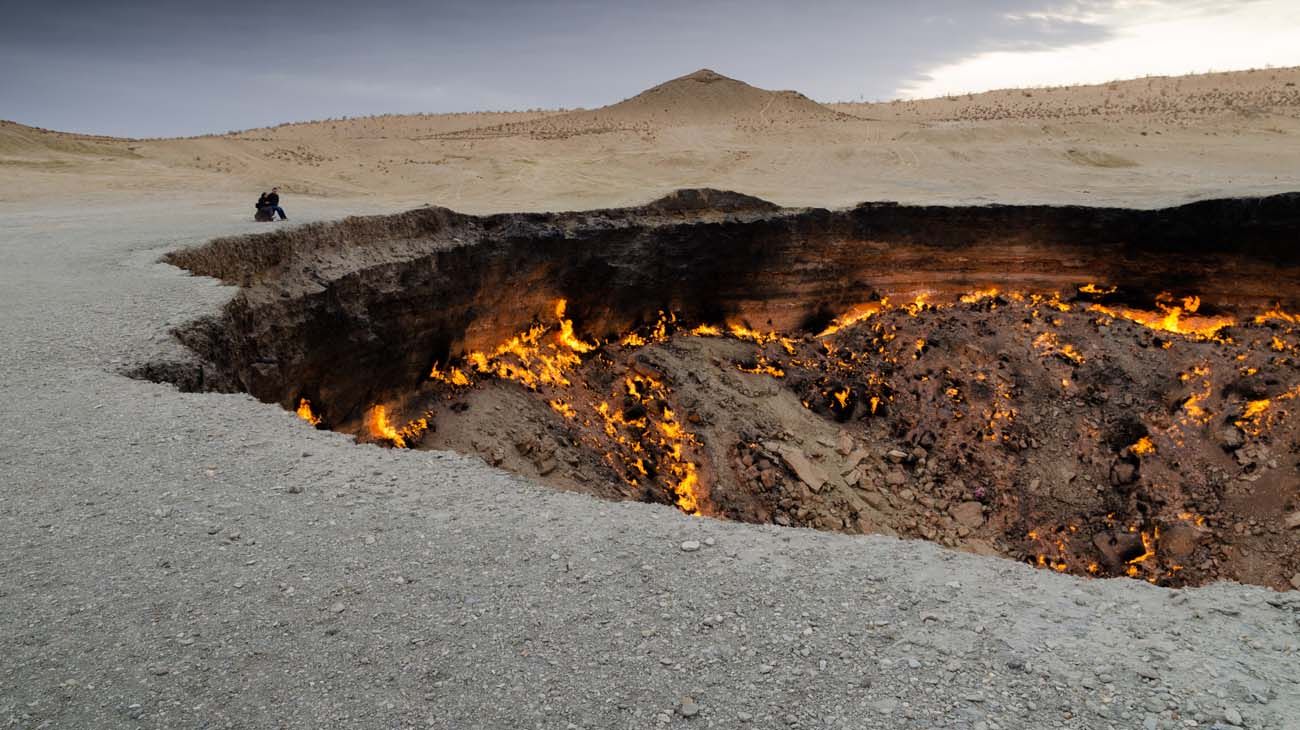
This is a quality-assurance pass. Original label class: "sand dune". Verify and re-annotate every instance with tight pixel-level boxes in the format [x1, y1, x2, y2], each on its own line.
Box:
[2, 67, 1299, 211]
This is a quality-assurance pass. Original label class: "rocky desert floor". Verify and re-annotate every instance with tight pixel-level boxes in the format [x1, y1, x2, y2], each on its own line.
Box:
[3, 68, 1300, 729]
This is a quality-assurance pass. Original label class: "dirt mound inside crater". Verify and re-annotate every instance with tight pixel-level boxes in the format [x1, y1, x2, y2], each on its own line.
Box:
[358, 291, 1300, 591]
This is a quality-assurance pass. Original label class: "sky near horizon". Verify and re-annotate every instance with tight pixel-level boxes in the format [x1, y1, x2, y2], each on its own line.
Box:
[2, 0, 1298, 137]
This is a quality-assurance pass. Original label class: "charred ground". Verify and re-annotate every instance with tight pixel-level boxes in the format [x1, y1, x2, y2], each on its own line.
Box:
[144, 189, 1300, 590]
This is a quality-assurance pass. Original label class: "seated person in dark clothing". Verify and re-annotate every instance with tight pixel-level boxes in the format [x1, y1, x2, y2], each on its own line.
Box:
[254, 192, 273, 221]
[265, 187, 288, 220]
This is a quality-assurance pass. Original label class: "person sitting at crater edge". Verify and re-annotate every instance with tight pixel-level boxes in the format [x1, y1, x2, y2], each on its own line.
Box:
[265, 187, 287, 221]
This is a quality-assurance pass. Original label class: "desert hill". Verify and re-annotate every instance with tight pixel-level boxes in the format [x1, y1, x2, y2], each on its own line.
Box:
[440, 69, 856, 140]
[0, 120, 137, 159]
[224, 110, 565, 143]
[602, 68, 848, 124]
[1, 66, 1299, 210]
[833, 65, 1300, 123]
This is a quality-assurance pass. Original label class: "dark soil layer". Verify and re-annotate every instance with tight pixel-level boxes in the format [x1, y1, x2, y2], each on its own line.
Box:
[147, 190, 1300, 589]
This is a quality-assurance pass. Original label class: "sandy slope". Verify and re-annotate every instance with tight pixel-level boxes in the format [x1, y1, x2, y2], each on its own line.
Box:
[831, 66, 1300, 123]
[3, 67, 1299, 212]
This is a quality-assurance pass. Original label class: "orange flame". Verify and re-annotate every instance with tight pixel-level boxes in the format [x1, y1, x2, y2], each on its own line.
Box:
[296, 398, 322, 426]
[366, 405, 429, 449]
[1089, 293, 1233, 339]
[548, 399, 577, 419]
[555, 299, 597, 354]
[429, 364, 470, 386]
[737, 357, 786, 378]
[1232, 385, 1300, 437]
[817, 302, 884, 336]
[959, 287, 1000, 304]
[904, 293, 930, 316]
[1179, 365, 1214, 425]
[463, 303, 589, 389]
[832, 388, 850, 408]
[1032, 331, 1084, 364]
[1079, 283, 1116, 295]
[1126, 527, 1159, 568]
[1130, 436, 1155, 456]
[727, 323, 796, 353]
[1255, 307, 1298, 325]
[688, 324, 722, 337]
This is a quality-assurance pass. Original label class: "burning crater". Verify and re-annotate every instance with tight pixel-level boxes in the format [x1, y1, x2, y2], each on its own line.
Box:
[147, 189, 1300, 590]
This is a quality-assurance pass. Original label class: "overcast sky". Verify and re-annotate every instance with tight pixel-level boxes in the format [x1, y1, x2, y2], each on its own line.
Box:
[2, 0, 1297, 138]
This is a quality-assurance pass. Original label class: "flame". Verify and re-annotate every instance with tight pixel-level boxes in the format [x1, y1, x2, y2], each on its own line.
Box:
[1126, 527, 1159, 567]
[1032, 331, 1084, 364]
[1027, 528, 1070, 573]
[674, 463, 701, 513]
[1079, 283, 1116, 295]
[429, 364, 470, 386]
[737, 357, 786, 377]
[461, 300, 599, 389]
[727, 323, 796, 353]
[904, 293, 930, 317]
[548, 399, 577, 419]
[617, 311, 677, 346]
[1232, 385, 1300, 437]
[295, 398, 322, 426]
[592, 374, 706, 515]
[688, 324, 721, 337]
[1031, 292, 1071, 312]
[1088, 293, 1233, 339]
[366, 405, 429, 449]
[367, 405, 402, 446]
[1255, 307, 1299, 325]
[555, 300, 597, 354]
[1130, 436, 1155, 456]
[655, 406, 703, 513]
[832, 388, 850, 408]
[1180, 365, 1213, 425]
[980, 378, 1018, 441]
[1241, 399, 1271, 420]
[817, 302, 883, 336]
[959, 287, 1000, 304]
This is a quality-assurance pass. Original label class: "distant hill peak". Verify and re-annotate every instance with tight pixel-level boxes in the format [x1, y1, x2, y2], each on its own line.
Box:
[594, 69, 846, 126]
[677, 68, 730, 82]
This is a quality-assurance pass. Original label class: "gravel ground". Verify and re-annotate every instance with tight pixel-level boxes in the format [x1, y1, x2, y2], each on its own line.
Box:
[1, 197, 1297, 729]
